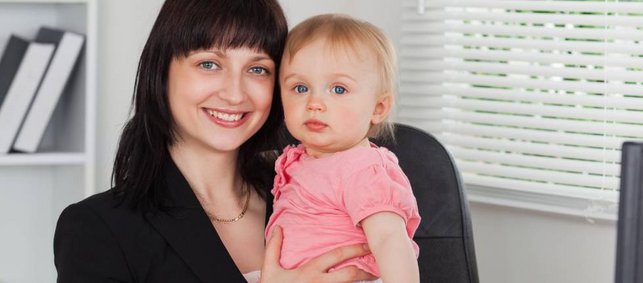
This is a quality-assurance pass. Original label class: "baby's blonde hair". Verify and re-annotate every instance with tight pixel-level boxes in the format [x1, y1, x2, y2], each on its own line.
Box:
[283, 14, 396, 141]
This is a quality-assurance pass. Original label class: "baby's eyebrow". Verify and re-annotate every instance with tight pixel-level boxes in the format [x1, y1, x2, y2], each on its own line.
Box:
[281, 72, 306, 82]
[282, 73, 295, 81]
[331, 73, 357, 83]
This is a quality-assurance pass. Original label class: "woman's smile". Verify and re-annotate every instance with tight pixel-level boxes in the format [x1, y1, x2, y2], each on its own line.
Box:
[203, 108, 249, 128]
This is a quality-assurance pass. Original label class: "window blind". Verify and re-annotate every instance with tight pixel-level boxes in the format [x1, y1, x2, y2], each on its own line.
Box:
[398, 0, 643, 193]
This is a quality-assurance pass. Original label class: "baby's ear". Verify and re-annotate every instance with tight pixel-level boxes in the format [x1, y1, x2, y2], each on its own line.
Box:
[371, 94, 392, 125]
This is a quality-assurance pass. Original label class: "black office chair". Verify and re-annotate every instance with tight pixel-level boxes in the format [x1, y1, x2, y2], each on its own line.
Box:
[374, 123, 479, 283]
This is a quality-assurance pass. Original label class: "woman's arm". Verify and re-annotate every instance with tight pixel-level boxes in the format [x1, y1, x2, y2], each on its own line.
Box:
[54, 203, 131, 282]
[362, 212, 420, 283]
[261, 226, 376, 283]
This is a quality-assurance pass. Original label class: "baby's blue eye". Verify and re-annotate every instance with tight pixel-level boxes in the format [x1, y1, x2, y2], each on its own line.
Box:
[249, 67, 268, 75]
[331, 86, 346, 95]
[200, 61, 218, 70]
[294, 85, 308, 94]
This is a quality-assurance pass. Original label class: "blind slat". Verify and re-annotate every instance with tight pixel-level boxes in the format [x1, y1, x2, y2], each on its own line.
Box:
[437, 133, 621, 163]
[403, 0, 643, 14]
[398, 85, 643, 110]
[401, 48, 643, 70]
[399, 96, 643, 124]
[449, 145, 620, 176]
[457, 160, 619, 190]
[398, 109, 643, 138]
[401, 35, 643, 56]
[403, 60, 643, 82]
[461, 173, 616, 195]
[402, 22, 643, 42]
[403, 11, 643, 28]
[399, 121, 627, 150]
[400, 72, 643, 95]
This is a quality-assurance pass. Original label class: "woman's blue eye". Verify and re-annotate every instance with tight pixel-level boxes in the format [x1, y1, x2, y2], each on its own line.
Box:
[249, 67, 268, 75]
[200, 61, 218, 70]
[294, 85, 308, 94]
[331, 86, 346, 95]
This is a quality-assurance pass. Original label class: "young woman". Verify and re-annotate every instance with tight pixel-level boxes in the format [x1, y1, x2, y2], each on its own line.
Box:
[53, 1, 372, 282]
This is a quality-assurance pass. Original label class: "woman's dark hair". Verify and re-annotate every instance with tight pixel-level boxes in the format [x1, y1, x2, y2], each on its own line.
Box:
[112, 0, 288, 211]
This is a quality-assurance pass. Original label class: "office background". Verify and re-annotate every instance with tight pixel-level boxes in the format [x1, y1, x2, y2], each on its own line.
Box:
[65, 0, 617, 282]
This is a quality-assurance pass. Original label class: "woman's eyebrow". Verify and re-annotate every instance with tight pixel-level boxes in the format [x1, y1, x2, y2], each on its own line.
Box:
[251, 55, 273, 63]
[189, 49, 226, 57]
[188, 50, 272, 64]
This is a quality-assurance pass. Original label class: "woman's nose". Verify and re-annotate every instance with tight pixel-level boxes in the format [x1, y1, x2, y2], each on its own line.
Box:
[219, 73, 245, 104]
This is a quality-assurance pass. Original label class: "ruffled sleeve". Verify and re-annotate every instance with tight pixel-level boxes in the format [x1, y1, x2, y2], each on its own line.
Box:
[340, 162, 421, 237]
[271, 144, 305, 200]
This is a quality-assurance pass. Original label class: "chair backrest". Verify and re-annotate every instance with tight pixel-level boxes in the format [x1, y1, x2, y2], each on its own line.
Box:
[373, 123, 479, 283]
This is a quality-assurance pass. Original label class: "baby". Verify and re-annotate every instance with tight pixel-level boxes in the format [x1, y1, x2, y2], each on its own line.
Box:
[265, 14, 421, 283]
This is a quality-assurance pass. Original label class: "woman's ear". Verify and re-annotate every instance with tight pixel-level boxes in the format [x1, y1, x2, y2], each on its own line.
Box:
[371, 94, 392, 125]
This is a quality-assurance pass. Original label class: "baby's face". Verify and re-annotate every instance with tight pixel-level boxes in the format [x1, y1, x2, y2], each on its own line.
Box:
[280, 39, 389, 157]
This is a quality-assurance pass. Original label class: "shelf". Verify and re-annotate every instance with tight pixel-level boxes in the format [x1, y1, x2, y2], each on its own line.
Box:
[0, 0, 96, 281]
[0, 152, 85, 166]
[0, 0, 88, 3]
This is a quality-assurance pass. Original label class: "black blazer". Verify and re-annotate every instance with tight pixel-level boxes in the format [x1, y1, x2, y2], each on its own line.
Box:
[54, 160, 272, 283]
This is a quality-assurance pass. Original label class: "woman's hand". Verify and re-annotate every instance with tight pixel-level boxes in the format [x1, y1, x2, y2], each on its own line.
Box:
[261, 226, 376, 283]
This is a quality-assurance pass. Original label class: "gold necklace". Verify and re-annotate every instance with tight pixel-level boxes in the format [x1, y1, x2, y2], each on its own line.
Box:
[203, 185, 251, 223]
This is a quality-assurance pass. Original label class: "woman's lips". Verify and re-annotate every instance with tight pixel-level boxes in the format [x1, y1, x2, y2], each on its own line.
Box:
[204, 108, 248, 128]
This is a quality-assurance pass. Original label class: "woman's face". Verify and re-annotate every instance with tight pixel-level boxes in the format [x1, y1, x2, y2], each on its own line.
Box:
[168, 47, 276, 153]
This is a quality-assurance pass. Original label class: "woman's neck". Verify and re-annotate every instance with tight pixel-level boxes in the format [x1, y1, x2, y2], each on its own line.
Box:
[169, 142, 242, 203]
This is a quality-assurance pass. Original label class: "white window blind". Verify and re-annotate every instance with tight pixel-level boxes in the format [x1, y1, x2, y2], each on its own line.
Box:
[398, 0, 643, 194]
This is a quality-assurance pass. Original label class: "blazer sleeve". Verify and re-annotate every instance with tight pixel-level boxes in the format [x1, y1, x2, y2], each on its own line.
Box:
[54, 203, 131, 283]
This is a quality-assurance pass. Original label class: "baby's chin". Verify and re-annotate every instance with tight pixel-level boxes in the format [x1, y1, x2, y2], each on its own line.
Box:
[302, 140, 369, 158]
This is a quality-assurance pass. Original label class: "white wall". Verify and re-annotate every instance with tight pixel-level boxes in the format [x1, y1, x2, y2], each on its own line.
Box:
[94, 1, 618, 283]
[470, 202, 616, 283]
[279, 0, 402, 50]
[95, 0, 164, 191]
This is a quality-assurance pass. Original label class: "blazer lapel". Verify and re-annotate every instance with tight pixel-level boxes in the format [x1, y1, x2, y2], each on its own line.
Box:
[147, 160, 246, 283]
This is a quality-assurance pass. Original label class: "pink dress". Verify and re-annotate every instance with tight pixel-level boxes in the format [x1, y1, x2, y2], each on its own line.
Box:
[265, 144, 421, 277]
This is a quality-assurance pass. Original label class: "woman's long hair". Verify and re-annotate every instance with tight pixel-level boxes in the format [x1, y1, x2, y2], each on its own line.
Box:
[112, 0, 288, 211]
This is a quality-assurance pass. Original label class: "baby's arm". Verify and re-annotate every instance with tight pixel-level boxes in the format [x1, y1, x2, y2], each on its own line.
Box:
[361, 212, 420, 283]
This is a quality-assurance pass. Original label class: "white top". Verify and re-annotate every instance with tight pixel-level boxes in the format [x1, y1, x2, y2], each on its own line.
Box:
[242, 270, 383, 283]
[243, 270, 261, 283]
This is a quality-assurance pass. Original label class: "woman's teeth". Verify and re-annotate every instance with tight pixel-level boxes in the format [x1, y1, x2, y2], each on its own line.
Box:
[207, 110, 243, 121]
